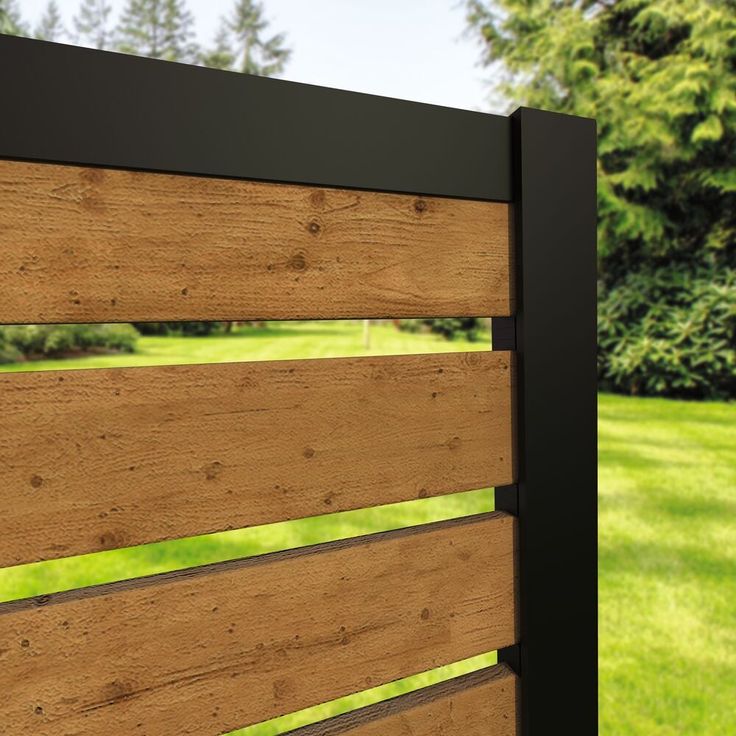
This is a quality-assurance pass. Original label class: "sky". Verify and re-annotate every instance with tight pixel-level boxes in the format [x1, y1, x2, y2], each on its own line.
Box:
[18, 0, 501, 112]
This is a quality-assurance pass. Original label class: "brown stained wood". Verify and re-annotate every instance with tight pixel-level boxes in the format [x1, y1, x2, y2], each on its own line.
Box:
[0, 159, 512, 323]
[0, 513, 518, 736]
[0, 351, 515, 567]
[286, 665, 519, 736]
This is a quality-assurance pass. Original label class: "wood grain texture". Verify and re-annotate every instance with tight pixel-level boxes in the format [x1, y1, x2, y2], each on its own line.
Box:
[0, 159, 512, 323]
[287, 665, 518, 736]
[0, 350, 515, 567]
[0, 513, 518, 736]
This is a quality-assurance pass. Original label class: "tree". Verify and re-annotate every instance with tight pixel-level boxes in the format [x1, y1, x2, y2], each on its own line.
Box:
[208, 0, 290, 75]
[0, 0, 26, 35]
[117, 0, 198, 63]
[35, 0, 65, 41]
[74, 0, 114, 50]
[467, 0, 736, 398]
[197, 1, 290, 333]
[160, 0, 198, 62]
[200, 25, 235, 70]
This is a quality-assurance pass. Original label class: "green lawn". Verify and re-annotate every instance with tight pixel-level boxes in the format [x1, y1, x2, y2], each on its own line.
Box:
[0, 320, 489, 372]
[1, 321, 733, 734]
[599, 394, 736, 735]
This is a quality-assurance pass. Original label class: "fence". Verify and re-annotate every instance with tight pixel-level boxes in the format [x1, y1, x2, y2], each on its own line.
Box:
[0, 35, 597, 735]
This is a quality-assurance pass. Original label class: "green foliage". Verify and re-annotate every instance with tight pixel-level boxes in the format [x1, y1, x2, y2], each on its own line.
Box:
[0, 331, 21, 364]
[467, 0, 736, 398]
[0, 324, 139, 363]
[200, 25, 235, 69]
[207, 0, 290, 75]
[599, 266, 736, 398]
[133, 321, 223, 336]
[117, 0, 198, 62]
[0, 0, 27, 35]
[35, 0, 65, 41]
[73, 0, 114, 49]
[399, 318, 483, 342]
[8, 0, 295, 77]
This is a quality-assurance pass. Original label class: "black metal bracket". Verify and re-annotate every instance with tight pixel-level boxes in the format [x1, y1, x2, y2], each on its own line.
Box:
[498, 643, 521, 675]
[494, 484, 519, 516]
[491, 316, 517, 352]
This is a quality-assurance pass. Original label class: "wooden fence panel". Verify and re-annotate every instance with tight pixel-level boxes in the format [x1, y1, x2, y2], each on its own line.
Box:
[287, 665, 518, 736]
[0, 513, 518, 736]
[0, 159, 512, 324]
[0, 351, 514, 567]
[0, 34, 601, 736]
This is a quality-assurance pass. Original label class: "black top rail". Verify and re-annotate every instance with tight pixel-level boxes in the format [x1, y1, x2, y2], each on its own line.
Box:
[1, 34, 511, 201]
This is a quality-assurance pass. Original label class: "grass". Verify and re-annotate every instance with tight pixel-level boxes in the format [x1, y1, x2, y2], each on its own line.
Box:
[0, 320, 489, 372]
[599, 394, 736, 735]
[1, 321, 734, 734]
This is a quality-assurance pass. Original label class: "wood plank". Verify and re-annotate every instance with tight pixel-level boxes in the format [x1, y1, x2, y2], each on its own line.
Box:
[0, 513, 518, 736]
[0, 351, 515, 567]
[0, 159, 512, 323]
[287, 665, 518, 736]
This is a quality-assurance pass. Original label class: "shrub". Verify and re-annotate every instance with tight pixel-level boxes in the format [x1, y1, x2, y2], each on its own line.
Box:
[598, 267, 736, 399]
[467, 0, 736, 399]
[397, 319, 420, 334]
[134, 322, 223, 336]
[398, 318, 483, 342]
[0, 324, 139, 363]
[0, 329, 21, 363]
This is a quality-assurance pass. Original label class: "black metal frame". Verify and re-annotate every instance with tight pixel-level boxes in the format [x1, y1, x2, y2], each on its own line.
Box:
[495, 108, 598, 734]
[2, 34, 598, 735]
[0, 34, 511, 201]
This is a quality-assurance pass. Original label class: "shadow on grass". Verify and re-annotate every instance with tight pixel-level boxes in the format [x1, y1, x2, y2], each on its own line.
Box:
[654, 494, 736, 521]
[599, 442, 699, 471]
[600, 537, 735, 583]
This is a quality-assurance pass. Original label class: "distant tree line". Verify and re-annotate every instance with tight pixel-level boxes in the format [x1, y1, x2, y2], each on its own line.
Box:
[0, 0, 290, 74]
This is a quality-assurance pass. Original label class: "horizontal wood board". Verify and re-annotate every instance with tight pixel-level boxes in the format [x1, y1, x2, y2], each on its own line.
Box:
[287, 664, 518, 736]
[0, 350, 515, 567]
[0, 159, 512, 323]
[0, 513, 518, 736]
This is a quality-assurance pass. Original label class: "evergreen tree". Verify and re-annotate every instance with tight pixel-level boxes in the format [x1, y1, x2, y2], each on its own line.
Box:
[200, 25, 235, 70]
[74, 0, 114, 50]
[210, 0, 290, 75]
[161, 0, 198, 62]
[467, 0, 736, 398]
[117, 0, 198, 62]
[35, 0, 65, 41]
[0, 0, 26, 35]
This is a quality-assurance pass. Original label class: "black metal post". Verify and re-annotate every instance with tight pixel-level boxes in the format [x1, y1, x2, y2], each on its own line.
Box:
[497, 108, 598, 734]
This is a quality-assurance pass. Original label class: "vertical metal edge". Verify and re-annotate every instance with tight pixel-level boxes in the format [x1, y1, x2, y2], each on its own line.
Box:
[504, 107, 598, 734]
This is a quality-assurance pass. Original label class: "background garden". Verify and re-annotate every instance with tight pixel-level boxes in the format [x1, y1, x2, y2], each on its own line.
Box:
[0, 1, 735, 734]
